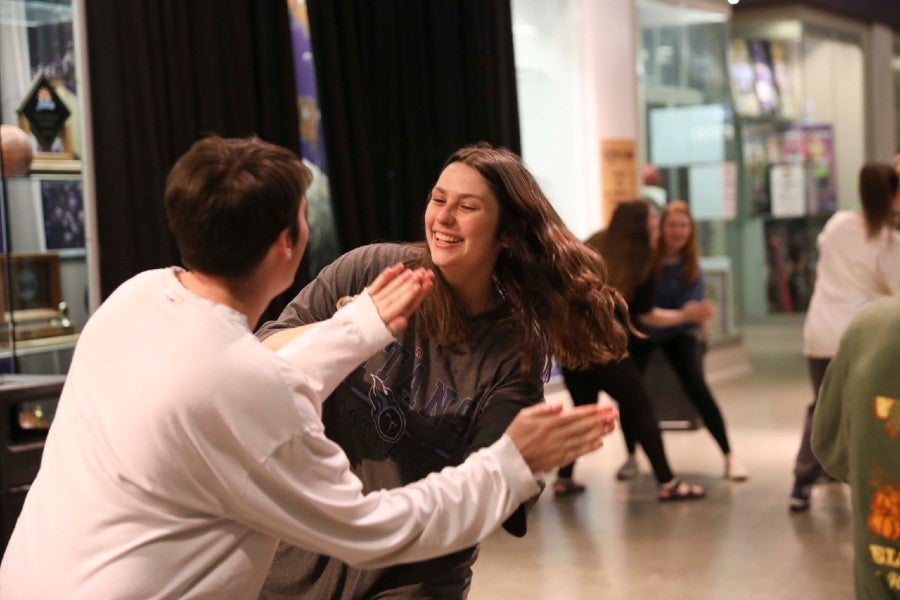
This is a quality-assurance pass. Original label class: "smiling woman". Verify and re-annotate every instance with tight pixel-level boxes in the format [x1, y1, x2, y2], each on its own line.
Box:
[255, 142, 632, 599]
[424, 162, 504, 315]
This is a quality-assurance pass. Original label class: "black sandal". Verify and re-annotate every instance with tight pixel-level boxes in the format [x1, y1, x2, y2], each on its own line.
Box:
[658, 479, 705, 501]
[553, 478, 586, 497]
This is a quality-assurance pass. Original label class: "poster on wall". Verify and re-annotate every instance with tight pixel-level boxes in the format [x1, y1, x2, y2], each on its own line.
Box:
[729, 39, 759, 116]
[741, 122, 783, 215]
[769, 40, 798, 118]
[287, 0, 339, 276]
[747, 40, 780, 115]
[781, 123, 836, 215]
[649, 104, 727, 167]
[806, 124, 837, 214]
[688, 162, 737, 221]
[40, 179, 85, 254]
[769, 164, 805, 218]
[600, 138, 637, 225]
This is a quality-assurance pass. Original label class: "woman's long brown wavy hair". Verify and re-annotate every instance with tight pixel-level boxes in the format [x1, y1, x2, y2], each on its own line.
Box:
[652, 200, 699, 284]
[858, 163, 900, 239]
[586, 199, 655, 302]
[412, 143, 631, 376]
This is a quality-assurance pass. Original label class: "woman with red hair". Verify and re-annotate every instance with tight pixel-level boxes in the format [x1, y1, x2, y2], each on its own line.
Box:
[623, 201, 748, 483]
[558, 199, 708, 500]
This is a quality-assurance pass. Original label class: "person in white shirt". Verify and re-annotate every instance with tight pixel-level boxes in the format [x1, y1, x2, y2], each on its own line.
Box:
[0, 136, 617, 599]
[789, 162, 900, 511]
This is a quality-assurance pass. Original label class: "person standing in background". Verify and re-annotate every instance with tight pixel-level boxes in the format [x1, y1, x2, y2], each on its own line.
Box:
[790, 162, 900, 511]
[256, 143, 630, 600]
[811, 296, 900, 597]
[625, 200, 748, 482]
[557, 199, 710, 501]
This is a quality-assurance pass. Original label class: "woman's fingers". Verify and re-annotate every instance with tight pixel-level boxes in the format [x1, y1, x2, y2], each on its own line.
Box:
[506, 404, 618, 473]
[366, 263, 405, 295]
[366, 267, 435, 334]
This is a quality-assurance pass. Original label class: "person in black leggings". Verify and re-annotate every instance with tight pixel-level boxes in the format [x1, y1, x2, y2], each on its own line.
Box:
[555, 199, 709, 501]
[560, 358, 674, 489]
[627, 334, 744, 479]
[622, 201, 748, 483]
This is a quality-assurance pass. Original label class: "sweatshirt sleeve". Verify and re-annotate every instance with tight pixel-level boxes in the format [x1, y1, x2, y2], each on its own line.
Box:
[273, 290, 391, 409]
[236, 428, 539, 569]
[235, 290, 541, 567]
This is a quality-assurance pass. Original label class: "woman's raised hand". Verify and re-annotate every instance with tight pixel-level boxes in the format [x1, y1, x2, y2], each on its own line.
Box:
[366, 263, 435, 335]
[505, 403, 619, 473]
[682, 300, 716, 325]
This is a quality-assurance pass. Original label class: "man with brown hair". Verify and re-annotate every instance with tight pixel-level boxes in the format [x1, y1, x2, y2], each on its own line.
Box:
[0, 136, 615, 599]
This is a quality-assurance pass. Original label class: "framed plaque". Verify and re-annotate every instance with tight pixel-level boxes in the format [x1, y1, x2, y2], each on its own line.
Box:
[0, 253, 74, 342]
[16, 72, 80, 174]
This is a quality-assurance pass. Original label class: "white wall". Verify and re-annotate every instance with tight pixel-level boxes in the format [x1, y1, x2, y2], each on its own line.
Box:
[803, 35, 864, 210]
[867, 24, 896, 162]
[512, 0, 638, 239]
[512, 0, 589, 237]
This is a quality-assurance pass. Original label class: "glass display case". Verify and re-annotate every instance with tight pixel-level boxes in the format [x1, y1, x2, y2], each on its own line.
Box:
[731, 9, 866, 314]
[636, 0, 743, 340]
[0, 0, 91, 375]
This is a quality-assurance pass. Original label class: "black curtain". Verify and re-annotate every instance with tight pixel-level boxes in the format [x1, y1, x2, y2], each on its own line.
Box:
[84, 1, 301, 319]
[306, 0, 521, 248]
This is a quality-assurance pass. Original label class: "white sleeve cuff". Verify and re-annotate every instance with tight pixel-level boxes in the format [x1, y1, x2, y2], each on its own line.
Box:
[332, 290, 394, 349]
[488, 434, 541, 501]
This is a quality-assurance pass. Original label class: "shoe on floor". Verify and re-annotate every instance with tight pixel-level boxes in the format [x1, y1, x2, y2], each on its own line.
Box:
[725, 457, 749, 481]
[658, 478, 705, 501]
[616, 455, 638, 481]
[553, 477, 586, 497]
[789, 481, 811, 512]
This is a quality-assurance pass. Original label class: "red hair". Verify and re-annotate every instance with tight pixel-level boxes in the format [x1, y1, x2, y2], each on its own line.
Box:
[653, 200, 699, 284]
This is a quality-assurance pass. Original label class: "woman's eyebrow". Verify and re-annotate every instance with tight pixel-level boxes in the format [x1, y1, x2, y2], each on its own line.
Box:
[432, 186, 484, 203]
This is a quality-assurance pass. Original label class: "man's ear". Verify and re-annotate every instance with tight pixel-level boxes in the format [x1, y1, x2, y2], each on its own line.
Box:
[277, 228, 294, 259]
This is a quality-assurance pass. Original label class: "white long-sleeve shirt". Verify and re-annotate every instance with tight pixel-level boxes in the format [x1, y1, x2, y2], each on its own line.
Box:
[803, 211, 900, 358]
[0, 268, 538, 599]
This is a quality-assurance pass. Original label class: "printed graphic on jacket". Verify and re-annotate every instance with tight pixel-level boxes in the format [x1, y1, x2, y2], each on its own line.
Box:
[867, 394, 900, 591]
[340, 342, 477, 476]
[873, 395, 900, 438]
[368, 374, 406, 443]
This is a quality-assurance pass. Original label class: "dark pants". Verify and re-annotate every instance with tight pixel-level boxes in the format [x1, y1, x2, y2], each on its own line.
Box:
[629, 332, 732, 455]
[561, 357, 674, 484]
[793, 357, 831, 486]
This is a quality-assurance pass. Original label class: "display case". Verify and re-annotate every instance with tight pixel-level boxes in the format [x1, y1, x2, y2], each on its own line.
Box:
[0, 373, 64, 553]
[1, 0, 91, 375]
[636, 0, 747, 336]
[731, 7, 867, 314]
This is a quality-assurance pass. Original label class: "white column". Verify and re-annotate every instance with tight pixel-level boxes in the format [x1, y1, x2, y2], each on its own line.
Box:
[512, 0, 638, 239]
[581, 0, 640, 229]
[866, 23, 896, 163]
[73, 0, 100, 313]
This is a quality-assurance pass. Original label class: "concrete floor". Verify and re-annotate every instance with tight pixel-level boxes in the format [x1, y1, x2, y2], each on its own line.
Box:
[470, 315, 854, 599]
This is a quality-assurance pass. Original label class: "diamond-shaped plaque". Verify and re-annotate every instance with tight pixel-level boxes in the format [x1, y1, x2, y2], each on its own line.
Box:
[17, 71, 71, 152]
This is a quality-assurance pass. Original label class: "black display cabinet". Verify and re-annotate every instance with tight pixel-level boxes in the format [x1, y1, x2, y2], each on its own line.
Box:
[0, 374, 64, 555]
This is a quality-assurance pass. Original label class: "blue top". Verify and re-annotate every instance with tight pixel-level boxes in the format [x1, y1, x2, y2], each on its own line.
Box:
[639, 259, 703, 342]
